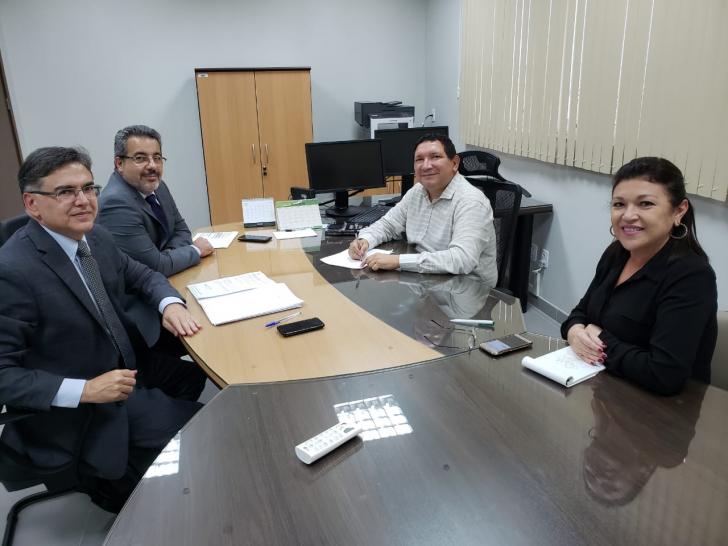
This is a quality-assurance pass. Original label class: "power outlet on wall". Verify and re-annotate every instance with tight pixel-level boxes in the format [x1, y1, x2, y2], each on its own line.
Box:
[540, 249, 550, 269]
[530, 243, 539, 263]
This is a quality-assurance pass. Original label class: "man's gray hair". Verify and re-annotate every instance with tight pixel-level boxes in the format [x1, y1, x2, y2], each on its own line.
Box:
[114, 125, 162, 157]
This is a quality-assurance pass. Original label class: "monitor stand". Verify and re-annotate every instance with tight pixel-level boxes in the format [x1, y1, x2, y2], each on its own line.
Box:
[324, 191, 367, 219]
[381, 174, 414, 206]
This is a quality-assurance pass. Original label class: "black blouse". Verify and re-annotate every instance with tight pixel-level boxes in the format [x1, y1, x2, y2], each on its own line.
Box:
[561, 240, 717, 395]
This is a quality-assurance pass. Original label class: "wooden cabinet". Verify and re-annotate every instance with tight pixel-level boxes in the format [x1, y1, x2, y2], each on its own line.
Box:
[195, 68, 313, 224]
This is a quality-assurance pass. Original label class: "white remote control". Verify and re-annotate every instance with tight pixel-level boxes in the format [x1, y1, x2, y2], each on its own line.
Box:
[295, 421, 363, 464]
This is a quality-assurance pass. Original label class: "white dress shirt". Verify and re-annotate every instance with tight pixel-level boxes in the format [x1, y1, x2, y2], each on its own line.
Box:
[358, 173, 498, 285]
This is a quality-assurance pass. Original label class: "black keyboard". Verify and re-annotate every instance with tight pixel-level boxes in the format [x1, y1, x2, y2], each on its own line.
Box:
[325, 205, 392, 236]
[349, 205, 391, 225]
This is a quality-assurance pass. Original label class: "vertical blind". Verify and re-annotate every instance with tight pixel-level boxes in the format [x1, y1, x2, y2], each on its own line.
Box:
[460, 0, 728, 202]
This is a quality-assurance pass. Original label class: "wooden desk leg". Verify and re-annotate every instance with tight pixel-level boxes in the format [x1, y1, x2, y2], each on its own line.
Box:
[509, 215, 534, 312]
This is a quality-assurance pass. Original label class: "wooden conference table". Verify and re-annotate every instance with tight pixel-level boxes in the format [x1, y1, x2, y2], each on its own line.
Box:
[164, 225, 522, 387]
[104, 229, 728, 546]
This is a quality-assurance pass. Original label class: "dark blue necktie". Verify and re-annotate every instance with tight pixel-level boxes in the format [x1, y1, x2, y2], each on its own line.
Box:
[145, 194, 168, 235]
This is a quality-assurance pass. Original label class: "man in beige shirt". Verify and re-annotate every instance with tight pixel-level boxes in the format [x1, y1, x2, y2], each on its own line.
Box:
[349, 134, 497, 285]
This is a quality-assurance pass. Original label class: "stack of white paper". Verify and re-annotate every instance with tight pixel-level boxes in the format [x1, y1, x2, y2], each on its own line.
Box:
[196, 283, 303, 326]
[193, 231, 239, 249]
[521, 346, 605, 388]
[187, 272, 303, 326]
[188, 271, 274, 300]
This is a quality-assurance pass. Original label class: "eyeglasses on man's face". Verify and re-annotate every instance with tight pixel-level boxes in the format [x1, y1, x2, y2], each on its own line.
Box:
[28, 183, 101, 203]
[119, 154, 166, 165]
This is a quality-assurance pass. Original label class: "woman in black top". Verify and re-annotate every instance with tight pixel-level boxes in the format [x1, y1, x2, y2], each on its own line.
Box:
[561, 157, 717, 395]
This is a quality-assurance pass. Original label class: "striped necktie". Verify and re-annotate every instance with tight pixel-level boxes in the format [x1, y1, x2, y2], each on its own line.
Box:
[76, 240, 135, 369]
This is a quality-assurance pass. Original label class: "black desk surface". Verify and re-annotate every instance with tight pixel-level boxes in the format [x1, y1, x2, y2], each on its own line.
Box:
[105, 335, 728, 545]
[519, 196, 553, 215]
[309, 237, 519, 355]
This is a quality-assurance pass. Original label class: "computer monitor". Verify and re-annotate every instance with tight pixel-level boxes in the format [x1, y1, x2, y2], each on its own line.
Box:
[374, 126, 449, 197]
[305, 139, 386, 218]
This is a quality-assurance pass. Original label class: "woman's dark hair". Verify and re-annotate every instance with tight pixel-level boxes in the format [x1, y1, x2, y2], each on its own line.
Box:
[612, 156, 707, 260]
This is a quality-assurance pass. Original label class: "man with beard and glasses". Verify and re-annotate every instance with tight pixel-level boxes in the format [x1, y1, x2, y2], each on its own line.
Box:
[97, 125, 208, 399]
[98, 124, 213, 278]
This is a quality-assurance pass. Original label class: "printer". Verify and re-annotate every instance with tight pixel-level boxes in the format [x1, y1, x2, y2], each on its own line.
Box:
[355, 101, 415, 138]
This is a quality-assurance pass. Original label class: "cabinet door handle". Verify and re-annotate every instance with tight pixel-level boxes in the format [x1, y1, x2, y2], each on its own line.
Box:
[264, 144, 270, 167]
[251, 144, 257, 163]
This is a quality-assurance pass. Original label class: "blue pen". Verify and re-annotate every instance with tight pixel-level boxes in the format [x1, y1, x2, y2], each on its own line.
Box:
[265, 311, 301, 328]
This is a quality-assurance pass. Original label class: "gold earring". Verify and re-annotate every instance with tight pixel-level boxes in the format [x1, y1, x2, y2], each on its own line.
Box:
[670, 222, 688, 240]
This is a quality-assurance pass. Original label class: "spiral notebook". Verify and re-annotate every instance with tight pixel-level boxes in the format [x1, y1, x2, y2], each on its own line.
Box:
[521, 346, 604, 388]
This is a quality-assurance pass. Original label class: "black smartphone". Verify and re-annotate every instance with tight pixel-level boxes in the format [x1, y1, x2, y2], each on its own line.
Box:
[238, 234, 272, 243]
[479, 333, 533, 356]
[277, 317, 325, 337]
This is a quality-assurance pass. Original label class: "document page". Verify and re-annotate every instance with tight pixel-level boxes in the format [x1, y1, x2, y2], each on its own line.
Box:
[522, 346, 605, 387]
[320, 248, 393, 269]
[187, 271, 274, 300]
[197, 282, 304, 326]
[193, 231, 239, 249]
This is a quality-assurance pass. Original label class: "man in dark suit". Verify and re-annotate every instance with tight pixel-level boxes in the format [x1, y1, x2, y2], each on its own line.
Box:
[97, 124, 213, 277]
[0, 147, 203, 512]
[97, 125, 213, 360]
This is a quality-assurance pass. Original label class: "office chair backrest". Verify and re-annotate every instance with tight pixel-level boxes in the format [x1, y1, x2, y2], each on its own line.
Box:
[0, 213, 29, 246]
[0, 408, 90, 545]
[458, 150, 532, 198]
[711, 311, 728, 391]
[466, 177, 522, 288]
[458, 151, 506, 180]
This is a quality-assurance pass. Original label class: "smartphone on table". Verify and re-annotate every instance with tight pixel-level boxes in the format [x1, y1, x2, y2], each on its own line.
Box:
[238, 234, 272, 243]
[479, 333, 533, 356]
[277, 318, 325, 337]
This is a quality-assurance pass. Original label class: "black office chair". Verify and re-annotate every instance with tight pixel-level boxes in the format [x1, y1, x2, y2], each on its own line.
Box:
[459, 150, 506, 179]
[0, 214, 29, 247]
[712, 311, 728, 391]
[0, 409, 87, 546]
[466, 177, 522, 289]
[458, 150, 532, 197]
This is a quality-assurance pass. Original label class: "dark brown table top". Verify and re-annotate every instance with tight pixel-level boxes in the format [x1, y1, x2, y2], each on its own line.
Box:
[105, 334, 728, 546]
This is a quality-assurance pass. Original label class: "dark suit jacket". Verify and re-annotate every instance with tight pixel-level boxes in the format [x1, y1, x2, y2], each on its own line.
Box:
[97, 172, 200, 277]
[0, 220, 189, 479]
[97, 172, 200, 345]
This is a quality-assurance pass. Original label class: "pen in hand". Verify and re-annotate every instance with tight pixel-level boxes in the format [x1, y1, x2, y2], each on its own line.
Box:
[354, 232, 367, 261]
[265, 311, 302, 328]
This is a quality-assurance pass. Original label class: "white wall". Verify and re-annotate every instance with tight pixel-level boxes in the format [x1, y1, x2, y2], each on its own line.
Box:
[424, 0, 462, 147]
[498, 155, 728, 311]
[3, 0, 725, 309]
[424, 0, 727, 311]
[0, 0, 429, 229]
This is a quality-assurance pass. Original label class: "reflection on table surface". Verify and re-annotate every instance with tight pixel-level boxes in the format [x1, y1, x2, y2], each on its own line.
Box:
[583, 379, 705, 506]
[170, 226, 520, 386]
[107, 336, 728, 546]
